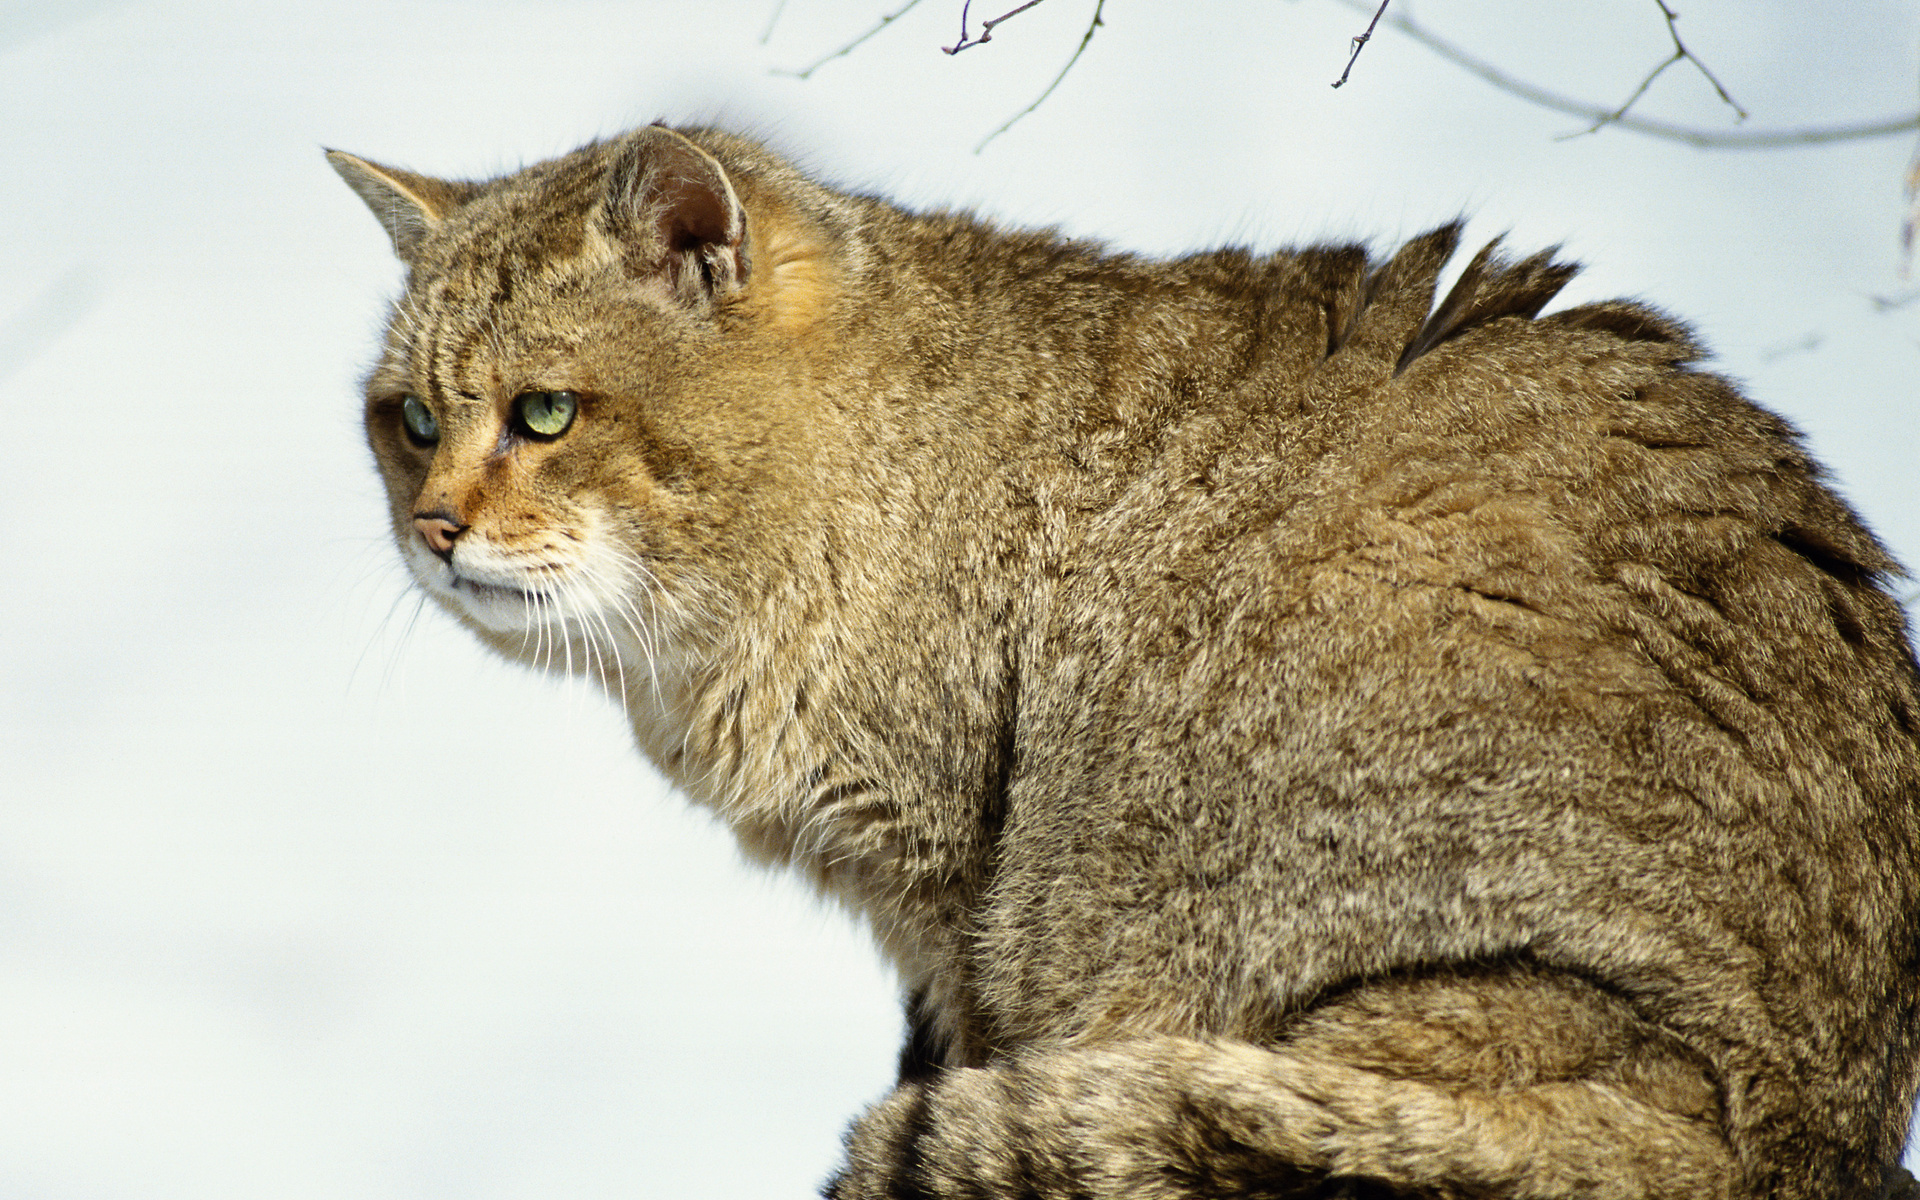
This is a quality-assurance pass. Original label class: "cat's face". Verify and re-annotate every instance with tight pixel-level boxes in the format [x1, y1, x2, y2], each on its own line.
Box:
[363, 287, 686, 665]
[337, 128, 835, 687]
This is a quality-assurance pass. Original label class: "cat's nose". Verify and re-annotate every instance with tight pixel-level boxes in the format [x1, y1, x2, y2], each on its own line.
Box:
[413, 513, 467, 563]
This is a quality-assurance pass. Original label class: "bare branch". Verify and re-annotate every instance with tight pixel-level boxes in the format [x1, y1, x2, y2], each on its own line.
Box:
[774, 0, 929, 80]
[1656, 1, 1746, 117]
[1331, 0, 1392, 89]
[1903, 139, 1919, 277]
[1569, 54, 1681, 140]
[1759, 331, 1823, 363]
[1570, 1, 1747, 138]
[760, 0, 790, 45]
[945, 0, 1049, 54]
[1324, 0, 1920, 150]
[973, 0, 1106, 153]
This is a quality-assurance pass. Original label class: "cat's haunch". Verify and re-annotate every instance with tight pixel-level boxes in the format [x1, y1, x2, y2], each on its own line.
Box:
[333, 123, 1920, 1200]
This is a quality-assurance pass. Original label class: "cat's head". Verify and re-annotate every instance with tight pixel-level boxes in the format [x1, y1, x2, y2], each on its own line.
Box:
[331, 126, 849, 685]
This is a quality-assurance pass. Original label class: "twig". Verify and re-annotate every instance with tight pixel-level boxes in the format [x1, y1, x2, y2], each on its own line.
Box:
[946, 0, 1049, 54]
[1759, 331, 1823, 363]
[1907, 50, 1920, 277]
[1661, 2, 1745, 115]
[1331, 0, 1392, 89]
[1570, 0, 1747, 138]
[774, 0, 928, 79]
[1903, 133, 1919, 277]
[1323, 0, 1920, 149]
[973, 0, 1105, 153]
[759, 0, 790, 45]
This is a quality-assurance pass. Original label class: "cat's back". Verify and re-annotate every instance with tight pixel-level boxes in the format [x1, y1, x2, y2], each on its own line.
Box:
[1047, 224, 1914, 813]
[987, 224, 1920, 1162]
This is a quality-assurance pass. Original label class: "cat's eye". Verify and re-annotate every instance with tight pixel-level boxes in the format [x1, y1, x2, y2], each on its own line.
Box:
[399, 395, 439, 446]
[514, 390, 579, 439]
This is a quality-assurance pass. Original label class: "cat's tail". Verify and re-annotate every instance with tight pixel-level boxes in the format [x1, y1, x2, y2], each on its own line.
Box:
[825, 1036, 1737, 1200]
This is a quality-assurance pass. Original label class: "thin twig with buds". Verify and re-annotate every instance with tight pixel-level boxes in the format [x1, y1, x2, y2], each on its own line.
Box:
[1332, 0, 1392, 88]
[1322, 0, 1920, 149]
[945, 0, 1049, 54]
[973, 0, 1105, 152]
[760, 0, 790, 44]
[1903, 122, 1919, 277]
[1570, 0, 1747, 137]
[773, 0, 929, 80]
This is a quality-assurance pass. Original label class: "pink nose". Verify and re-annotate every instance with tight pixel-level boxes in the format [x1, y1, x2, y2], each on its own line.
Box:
[413, 514, 466, 562]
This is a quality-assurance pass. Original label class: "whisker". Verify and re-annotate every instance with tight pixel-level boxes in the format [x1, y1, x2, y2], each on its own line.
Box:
[382, 591, 432, 694]
[571, 561, 632, 717]
[557, 577, 598, 697]
[344, 543, 425, 695]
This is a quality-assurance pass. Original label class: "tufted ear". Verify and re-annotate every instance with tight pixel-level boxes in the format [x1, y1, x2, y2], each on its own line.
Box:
[598, 124, 749, 304]
[326, 150, 476, 264]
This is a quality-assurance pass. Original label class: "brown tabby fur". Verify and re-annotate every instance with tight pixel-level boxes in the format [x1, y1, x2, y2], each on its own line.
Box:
[330, 123, 1920, 1199]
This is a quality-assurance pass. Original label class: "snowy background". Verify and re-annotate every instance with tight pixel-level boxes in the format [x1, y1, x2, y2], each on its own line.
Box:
[2, 1, 1916, 1196]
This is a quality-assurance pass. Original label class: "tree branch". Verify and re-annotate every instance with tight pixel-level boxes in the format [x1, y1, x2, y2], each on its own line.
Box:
[773, 0, 1104, 150]
[944, 0, 1049, 54]
[1651, 1, 1746, 118]
[773, 0, 929, 80]
[1570, 1, 1746, 138]
[1323, 0, 1920, 149]
[1903, 140, 1919, 277]
[760, 0, 791, 45]
[1331, 0, 1392, 89]
[971, 0, 1106, 153]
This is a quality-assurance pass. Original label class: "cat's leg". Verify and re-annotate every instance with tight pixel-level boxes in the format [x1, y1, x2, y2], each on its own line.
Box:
[824, 1035, 1736, 1200]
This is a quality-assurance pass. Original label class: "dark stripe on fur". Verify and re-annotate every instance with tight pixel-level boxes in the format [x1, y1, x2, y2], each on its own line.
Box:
[887, 1086, 941, 1200]
[897, 988, 946, 1085]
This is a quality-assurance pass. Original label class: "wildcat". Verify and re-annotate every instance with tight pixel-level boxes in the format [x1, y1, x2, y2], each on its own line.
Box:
[330, 123, 1920, 1199]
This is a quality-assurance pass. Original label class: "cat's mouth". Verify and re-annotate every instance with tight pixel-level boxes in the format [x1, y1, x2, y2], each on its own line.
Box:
[447, 574, 562, 623]
[430, 567, 555, 631]
[451, 575, 542, 603]
[417, 543, 629, 640]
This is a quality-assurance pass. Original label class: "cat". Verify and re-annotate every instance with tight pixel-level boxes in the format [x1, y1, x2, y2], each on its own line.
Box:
[330, 123, 1920, 1199]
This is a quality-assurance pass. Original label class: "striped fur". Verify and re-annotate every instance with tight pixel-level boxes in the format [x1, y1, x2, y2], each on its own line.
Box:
[332, 125, 1920, 1199]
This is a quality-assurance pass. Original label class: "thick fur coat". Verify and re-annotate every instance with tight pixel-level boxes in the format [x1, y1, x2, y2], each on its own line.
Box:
[332, 124, 1920, 1199]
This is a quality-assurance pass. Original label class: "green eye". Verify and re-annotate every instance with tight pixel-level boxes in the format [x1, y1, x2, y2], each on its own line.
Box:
[515, 390, 579, 439]
[400, 395, 439, 445]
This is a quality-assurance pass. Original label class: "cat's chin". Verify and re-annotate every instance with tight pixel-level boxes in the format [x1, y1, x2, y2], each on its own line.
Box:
[423, 562, 639, 650]
[397, 538, 545, 633]
[439, 575, 545, 634]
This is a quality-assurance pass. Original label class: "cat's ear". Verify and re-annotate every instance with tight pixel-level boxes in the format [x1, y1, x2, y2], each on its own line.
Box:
[597, 124, 749, 304]
[326, 150, 475, 264]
